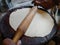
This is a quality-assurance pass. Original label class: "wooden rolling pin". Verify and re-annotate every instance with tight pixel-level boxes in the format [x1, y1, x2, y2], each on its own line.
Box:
[12, 6, 38, 43]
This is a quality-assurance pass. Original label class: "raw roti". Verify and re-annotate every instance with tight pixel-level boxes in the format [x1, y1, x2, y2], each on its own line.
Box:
[9, 8, 54, 37]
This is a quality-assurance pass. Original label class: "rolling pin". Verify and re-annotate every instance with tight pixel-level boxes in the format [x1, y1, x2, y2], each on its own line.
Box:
[12, 6, 38, 43]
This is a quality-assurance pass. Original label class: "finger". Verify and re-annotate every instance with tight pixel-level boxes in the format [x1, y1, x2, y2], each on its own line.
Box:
[17, 40, 21, 45]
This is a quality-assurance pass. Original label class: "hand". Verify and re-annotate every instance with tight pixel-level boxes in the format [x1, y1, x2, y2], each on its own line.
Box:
[33, 0, 55, 9]
[3, 38, 21, 45]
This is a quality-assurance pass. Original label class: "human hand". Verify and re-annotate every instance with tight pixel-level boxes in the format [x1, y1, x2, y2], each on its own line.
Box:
[33, 0, 55, 9]
[3, 38, 21, 45]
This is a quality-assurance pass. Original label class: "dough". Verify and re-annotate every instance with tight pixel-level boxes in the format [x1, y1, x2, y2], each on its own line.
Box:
[9, 8, 54, 37]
